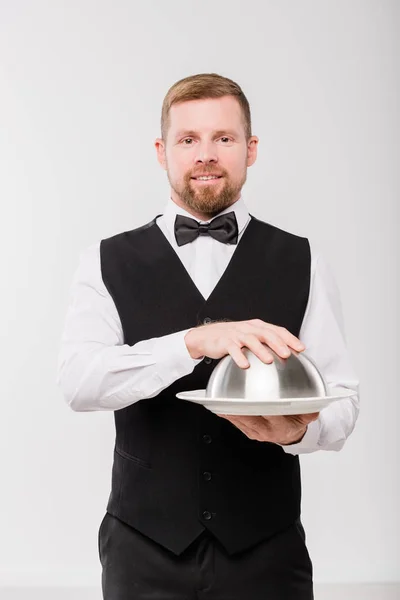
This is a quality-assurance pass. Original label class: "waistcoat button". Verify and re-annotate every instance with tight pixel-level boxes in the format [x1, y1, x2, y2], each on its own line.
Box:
[203, 471, 212, 481]
[202, 434, 212, 444]
[202, 510, 212, 520]
[204, 357, 212, 364]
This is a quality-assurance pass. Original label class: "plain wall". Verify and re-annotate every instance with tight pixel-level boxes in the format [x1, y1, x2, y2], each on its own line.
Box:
[0, 0, 398, 588]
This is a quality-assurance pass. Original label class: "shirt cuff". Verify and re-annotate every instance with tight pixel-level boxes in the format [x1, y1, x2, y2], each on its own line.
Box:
[153, 328, 204, 386]
[278, 418, 321, 454]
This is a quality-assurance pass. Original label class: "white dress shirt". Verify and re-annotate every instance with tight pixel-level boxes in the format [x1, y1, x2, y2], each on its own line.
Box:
[56, 196, 360, 454]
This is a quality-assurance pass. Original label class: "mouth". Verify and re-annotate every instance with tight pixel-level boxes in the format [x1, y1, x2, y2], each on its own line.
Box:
[191, 175, 223, 183]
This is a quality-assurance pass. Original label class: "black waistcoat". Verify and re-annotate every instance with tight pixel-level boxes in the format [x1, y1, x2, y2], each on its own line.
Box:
[100, 214, 311, 556]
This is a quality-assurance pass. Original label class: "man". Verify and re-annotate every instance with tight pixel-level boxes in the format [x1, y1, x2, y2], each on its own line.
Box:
[57, 73, 360, 599]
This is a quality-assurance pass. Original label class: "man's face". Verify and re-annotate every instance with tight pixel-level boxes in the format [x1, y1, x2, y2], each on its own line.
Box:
[155, 96, 258, 219]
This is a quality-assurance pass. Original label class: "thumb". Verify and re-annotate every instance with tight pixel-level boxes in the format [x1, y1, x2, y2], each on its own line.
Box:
[300, 412, 320, 424]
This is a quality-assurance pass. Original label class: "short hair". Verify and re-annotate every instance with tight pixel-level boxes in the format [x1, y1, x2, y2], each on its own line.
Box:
[161, 73, 252, 141]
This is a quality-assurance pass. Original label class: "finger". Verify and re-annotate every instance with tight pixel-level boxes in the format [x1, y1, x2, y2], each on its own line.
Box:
[217, 414, 239, 422]
[229, 420, 263, 441]
[235, 415, 274, 440]
[247, 320, 305, 352]
[260, 330, 296, 358]
[243, 325, 291, 358]
[237, 334, 275, 364]
[229, 333, 274, 366]
[217, 414, 246, 426]
[226, 343, 250, 369]
[219, 415, 266, 441]
[272, 325, 306, 351]
[299, 412, 320, 424]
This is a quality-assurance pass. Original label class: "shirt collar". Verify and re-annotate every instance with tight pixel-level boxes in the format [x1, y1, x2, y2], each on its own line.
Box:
[161, 195, 250, 241]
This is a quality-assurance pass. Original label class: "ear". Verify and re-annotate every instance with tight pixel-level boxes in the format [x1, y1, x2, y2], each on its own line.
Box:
[155, 138, 167, 170]
[247, 136, 259, 167]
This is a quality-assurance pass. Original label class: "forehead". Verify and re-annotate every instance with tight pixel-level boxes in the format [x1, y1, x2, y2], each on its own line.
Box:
[168, 96, 243, 135]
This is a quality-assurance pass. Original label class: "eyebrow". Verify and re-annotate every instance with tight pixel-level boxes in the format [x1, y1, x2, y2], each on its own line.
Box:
[174, 129, 239, 139]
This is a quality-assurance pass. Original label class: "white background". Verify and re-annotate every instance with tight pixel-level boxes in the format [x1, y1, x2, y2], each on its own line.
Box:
[0, 0, 398, 593]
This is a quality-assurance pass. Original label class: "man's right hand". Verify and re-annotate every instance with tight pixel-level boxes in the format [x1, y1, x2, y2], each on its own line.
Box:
[184, 319, 306, 369]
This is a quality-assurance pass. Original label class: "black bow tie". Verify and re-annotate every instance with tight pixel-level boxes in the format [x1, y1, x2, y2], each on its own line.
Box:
[174, 211, 239, 247]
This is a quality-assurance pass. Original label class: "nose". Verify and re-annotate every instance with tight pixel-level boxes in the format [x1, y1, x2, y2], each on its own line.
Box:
[194, 140, 218, 165]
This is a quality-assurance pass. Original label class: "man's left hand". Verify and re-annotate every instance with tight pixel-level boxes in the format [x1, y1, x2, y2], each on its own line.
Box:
[217, 412, 320, 445]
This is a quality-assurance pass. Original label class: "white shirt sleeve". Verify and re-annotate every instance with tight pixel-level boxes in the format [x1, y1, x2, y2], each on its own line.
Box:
[56, 242, 202, 411]
[279, 248, 360, 454]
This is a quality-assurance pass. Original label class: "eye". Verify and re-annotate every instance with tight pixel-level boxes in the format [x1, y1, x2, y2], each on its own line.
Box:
[220, 137, 231, 143]
[182, 138, 194, 145]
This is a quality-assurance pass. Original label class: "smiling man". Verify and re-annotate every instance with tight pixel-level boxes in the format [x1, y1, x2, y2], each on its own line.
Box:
[159, 94, 252, 220]
[57, 73, 360, 599]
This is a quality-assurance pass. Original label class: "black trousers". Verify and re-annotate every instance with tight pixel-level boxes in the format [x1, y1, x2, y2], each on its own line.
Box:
[98, 513, 314, 599]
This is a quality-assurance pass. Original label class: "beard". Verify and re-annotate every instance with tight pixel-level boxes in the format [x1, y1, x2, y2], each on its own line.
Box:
[168, 166, 247, 219]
